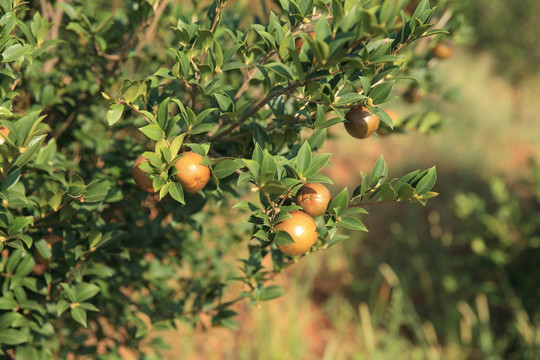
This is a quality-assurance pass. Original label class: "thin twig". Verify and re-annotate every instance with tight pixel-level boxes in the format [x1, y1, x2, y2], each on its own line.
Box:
[347, 199, 401, 208]
[278, 183, 301, 208]
[135, 0, 172, 54]
[53, 110, 78, 140]
[265, 193, 279, 215]
[118, 99, 152, 124]
[207, 82, 302, 143]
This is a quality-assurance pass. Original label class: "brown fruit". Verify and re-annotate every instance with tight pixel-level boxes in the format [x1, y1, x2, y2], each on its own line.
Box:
[0, 126, 10, 145]
[174, 152, 210, 193]
[132, 155, 155, 193]
[344, 106, 380, 139]
[275, 210, 318, 256]
[431, 41, 454, 59]
[403, 87, 421, 103]
[295, 183, 331, 217]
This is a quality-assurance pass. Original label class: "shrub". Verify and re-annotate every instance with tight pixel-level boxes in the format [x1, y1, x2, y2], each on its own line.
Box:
[0, 0, 457, 356]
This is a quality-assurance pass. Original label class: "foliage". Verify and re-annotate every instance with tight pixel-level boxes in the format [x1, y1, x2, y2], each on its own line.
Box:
[344, 162, 540, 359]
[0, 0, 456, 356]
[460, 0, 540, 85]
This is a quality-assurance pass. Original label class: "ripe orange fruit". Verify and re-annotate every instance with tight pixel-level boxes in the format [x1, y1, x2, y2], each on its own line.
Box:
[132, 155, 155, 193]
[431, 41, 454, 59]
[275, 210, 318, 256]
[0, 126, 10, 145]
[174, 152, 210, 193]
[295, 183, 331, 217]
[344, 106, 380, 139]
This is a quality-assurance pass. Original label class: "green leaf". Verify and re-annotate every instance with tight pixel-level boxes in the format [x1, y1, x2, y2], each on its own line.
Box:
[296, 142, 312, 175]
[274, 230, 295, 246]
[169, 182, 185, 204]
[259, 152, 276, 184]
[232, 201, 260, 211]
[334, 93, 366, 106]
[273, 210, 292, 225]
[0, 312, 25, 330]
[213, 159, 242, 179]
[0, 169, 21, 191]
[342, 207, 369, 216]
[0, 297, 17, 310]
[48, 190, 64, 210]
[305, 153, 331, 177]
[372, 107, 394, 128]
[214, 93, 234, 113]
[369, 81, 394, 105]
[196, 107, 218, 124]
[0, 329, 28, 345]
[71, 306, 87, 327]
[139, 124, 164, 141]
[415, 166, 437, 194]
[190, 123, 215, 135]
[258, 285, 286, 301]
[329, 187, 349, 214]
[394, 169, 420, 192]
[74, 283, 100, 302]
[197, 29, 214, 49]
[106, 104, 124, 126]
[340, 216, 368, 231]
[369, 156, 388, 188]
[15, 255, 35, 277]
[243, 159, 260, 180]
[265, 62, 295, 80]
[261, 181, 288, 194]
[84, 182, 110, 203]
[378, 183, 396, 201]
[1, 44, 31, 63]
[397, 184, 415, 201]
[12, 135, 47, 169]
[7, 216, 33, 237]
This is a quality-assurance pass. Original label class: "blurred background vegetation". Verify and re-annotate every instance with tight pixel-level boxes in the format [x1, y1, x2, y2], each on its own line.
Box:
[120, 1, 540, 359]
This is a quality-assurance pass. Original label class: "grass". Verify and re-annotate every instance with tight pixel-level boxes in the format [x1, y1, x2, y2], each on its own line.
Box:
[150, 49, 540, 360]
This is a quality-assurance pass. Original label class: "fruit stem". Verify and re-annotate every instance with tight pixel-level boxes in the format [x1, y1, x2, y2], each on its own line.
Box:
[265, 193, 279, 216]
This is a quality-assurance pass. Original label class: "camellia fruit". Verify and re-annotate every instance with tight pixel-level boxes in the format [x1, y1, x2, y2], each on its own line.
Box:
[174, 152, 210, 193]
[344, 106, 380, 139]
[0, 126, 9, 145]
[431, 41, 454, 60]
[275, 210, 318, 256]
[132, 155, 155, 193]
[295, 183, 331, 217]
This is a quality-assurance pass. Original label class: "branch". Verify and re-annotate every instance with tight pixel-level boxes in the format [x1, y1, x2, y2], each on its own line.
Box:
[41, 0, 68, 73]
[118, 99, 152, 125]
[206, 82, 302, 143]
[347, 199, 400, 207]
[53, 110, 78, 140]
[135, 0, 172, 54]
